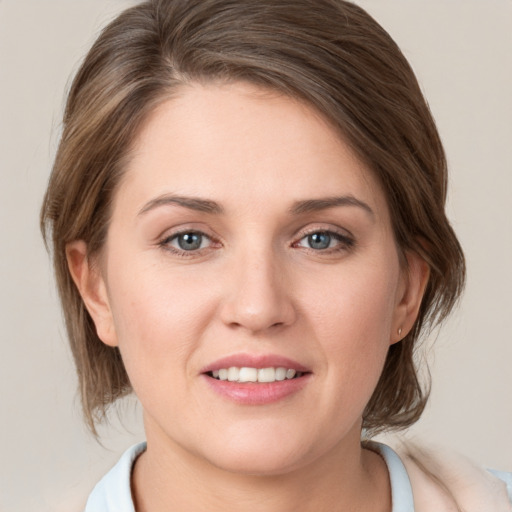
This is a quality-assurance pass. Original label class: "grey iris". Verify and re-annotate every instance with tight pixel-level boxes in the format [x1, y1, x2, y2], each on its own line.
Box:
[308, 232, 331, 250]
[178, 233, 202, 250]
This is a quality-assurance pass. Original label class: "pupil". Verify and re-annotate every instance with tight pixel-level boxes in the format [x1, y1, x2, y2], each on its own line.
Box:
[178, 233, 202, 250]
[309, 232, 331, 250]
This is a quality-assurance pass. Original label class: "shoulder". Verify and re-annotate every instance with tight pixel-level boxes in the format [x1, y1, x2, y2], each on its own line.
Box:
[387, 439, 512, 512]
[83, 442, 146, 512]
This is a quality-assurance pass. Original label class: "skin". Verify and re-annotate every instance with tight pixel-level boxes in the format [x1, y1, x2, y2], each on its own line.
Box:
[68, 82, 429, 512]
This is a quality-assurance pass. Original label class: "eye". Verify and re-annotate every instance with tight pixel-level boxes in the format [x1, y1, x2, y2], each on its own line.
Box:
[295, 230, 354, 251]
[162, 231, 212, 252]
[176, 232, 205, 251]
[304, 232, 333, 250]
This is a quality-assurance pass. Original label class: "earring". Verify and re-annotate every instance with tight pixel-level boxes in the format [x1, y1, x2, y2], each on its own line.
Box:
[398, 327, 403, 337]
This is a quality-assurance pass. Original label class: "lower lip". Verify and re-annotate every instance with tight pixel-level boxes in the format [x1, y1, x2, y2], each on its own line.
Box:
[202, 374, 311, 405]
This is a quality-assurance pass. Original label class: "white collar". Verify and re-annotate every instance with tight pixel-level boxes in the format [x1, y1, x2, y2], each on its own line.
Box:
[84, 440, 511, 512]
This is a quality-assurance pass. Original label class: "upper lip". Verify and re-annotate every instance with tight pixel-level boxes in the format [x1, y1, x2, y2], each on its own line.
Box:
[201, 353, 310, 374]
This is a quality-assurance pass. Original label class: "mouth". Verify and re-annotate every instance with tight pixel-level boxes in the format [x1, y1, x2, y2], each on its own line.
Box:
[201, 354, 311, 404]
[207, 367, 306, 383]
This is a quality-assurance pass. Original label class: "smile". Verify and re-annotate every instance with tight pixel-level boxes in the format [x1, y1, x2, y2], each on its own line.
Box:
[202, 354, 311, 403]
[209, 367, 303, 383]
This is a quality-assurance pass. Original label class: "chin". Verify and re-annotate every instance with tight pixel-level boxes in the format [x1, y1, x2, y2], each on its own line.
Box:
[197, 427, 319, 477]
[210, 448, 309, 477]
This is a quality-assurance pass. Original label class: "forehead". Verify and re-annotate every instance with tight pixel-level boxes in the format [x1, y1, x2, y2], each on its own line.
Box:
[118, 81, 388, 217]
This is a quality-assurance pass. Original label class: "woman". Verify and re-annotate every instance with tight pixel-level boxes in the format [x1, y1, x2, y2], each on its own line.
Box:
[40, 0, 511, 510]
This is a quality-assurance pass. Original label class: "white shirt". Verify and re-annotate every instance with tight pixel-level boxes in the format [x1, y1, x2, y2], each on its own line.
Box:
[84, 441, 512, 512]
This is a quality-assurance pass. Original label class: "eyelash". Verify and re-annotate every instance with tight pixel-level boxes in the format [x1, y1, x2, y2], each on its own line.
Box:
[158, 230, 218, 258]
[158, 228, 355, 258]
[292, 228, 355, 254]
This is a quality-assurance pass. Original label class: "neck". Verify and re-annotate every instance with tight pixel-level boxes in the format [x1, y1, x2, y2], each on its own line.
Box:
[132, 424, 391, 512]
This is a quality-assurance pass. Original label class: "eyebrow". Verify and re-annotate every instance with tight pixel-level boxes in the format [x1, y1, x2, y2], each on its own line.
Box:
[138, 194, 224, 216]
[138, 193, 373, 218]
[290, 196, 374, 217]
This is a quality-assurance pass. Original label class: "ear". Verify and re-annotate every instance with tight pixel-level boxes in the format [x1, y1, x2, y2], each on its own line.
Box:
[391, 250, 430, 345]
[66, 240, 118, 347]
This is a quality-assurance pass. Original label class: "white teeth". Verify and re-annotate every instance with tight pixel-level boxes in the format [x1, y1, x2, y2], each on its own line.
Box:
[286, 369, 296, 380]
[227, 367, 240, 382]
[211, 366, 303, 383]
[238, 367, 258, 382]
[257, 367, 276, 383]
[275, 367, 287, 381]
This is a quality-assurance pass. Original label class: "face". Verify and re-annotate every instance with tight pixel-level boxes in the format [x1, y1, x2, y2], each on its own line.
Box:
[74, 82, 424, 475]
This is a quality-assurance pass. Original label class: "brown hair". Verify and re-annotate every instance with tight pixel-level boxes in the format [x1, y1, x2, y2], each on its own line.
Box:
[41, 0, 465, 436]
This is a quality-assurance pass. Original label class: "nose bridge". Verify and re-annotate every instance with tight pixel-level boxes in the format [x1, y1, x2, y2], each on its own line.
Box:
[220, 240, 295, 333]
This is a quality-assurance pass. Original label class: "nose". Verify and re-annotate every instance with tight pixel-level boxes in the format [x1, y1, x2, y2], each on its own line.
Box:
[219, 248, 297, 334]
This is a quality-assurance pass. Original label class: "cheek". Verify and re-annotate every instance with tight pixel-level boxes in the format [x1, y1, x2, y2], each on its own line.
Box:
[307, 262, 398, 343]
[104, 256, 217, 393]
[302, 256, 400, 389]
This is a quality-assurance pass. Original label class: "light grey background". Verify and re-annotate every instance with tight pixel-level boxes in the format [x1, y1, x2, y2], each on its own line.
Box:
[1, 1, 510, 510]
